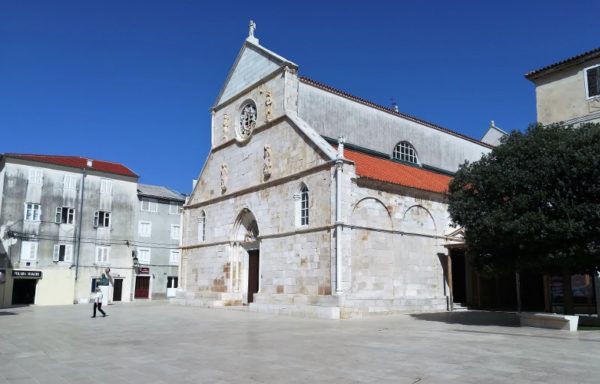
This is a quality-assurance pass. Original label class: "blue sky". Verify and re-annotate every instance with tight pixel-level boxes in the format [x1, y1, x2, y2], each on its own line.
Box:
[1, 0, 599, 194]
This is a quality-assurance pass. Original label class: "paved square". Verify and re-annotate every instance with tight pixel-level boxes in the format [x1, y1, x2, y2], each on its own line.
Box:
[1, 302, 599, 383]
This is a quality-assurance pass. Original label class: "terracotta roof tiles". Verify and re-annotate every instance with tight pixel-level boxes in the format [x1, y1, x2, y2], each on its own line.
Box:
[4, 154, 138, 178]
[344, 148, 452, 194]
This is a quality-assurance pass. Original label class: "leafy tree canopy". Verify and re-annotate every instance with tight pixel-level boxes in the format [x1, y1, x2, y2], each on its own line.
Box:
[448, 123, 600, 275]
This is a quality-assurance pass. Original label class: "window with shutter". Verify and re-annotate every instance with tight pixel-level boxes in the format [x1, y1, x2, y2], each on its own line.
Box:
[586, 65, 600, 98]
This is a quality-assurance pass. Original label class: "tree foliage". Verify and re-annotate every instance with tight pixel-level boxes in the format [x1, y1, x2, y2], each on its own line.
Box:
[448, 123, 600, 275]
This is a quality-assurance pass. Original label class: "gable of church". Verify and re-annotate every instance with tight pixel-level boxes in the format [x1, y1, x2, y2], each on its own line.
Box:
[215, 41, 297, 107]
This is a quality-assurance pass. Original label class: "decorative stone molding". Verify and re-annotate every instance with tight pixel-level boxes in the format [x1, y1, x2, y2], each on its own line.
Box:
[222, 114, 230, 141]
[220, 163, 228, 193]
[263, 144, 272, 180]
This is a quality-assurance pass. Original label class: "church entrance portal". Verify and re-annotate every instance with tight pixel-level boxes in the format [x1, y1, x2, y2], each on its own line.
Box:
[232, 208, 260, 305]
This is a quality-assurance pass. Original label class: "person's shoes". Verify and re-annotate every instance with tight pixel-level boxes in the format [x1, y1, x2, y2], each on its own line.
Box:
[91, 316, 95, 318]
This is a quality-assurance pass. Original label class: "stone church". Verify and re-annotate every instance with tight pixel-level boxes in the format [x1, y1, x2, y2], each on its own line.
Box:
[176, 25, 493, 318]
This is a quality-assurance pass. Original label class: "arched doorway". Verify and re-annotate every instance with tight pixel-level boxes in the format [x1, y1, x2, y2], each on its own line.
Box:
[232, 208, 260, 304]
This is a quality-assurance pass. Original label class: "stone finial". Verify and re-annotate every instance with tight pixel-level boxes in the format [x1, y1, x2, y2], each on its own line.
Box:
[490, 120, 496, 128]
[337, 136, 346, 159]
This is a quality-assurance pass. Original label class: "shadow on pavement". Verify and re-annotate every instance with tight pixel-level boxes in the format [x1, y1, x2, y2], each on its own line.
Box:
[0, 311, 17, 316]
[410, 311, 520, 327]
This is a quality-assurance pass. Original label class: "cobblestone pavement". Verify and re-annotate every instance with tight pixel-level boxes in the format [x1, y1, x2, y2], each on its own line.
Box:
[1, 302, 599, 384]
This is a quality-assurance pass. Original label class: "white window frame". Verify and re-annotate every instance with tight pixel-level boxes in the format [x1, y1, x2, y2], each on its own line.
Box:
[28, 169, 43, 184]
[140, 198, 158, 213]
[295, 184, 309, 227]
[137, 247, 151, 264]
[138, 221, 152, 237]
[63, 174, 76, 190]
[392, 141, 419, 165]
[169, 202, 182, 215]
[198, 211, 206, 242]
[170, 224, 181, 241]
[55, 207, 75, 225]
[24, 203, 41, 222]
[584, 64, 600, 99]
[21, 241, 38, 261]
[169, 249, 180, 265]
[95, 246, 110, 265]
[100, 179, 113, 195]
[94, 211, 111, 228]
[53, 243, 73, 262]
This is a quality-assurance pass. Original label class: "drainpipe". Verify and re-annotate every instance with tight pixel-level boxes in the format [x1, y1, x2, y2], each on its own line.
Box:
[74, 165, 88, 281]
[335, 136, 345, 295]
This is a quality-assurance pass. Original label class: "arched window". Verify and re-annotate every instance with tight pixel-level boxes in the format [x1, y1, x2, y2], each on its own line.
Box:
[300, 185, 309, 226]
[295, 183, 309, 227]
[198, 210, 206, 242]
[392, 141, 419, 164]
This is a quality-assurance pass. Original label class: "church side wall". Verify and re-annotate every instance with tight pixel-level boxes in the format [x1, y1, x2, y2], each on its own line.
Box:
[297, 82, 490, 173]
[343, 179, 450, 311]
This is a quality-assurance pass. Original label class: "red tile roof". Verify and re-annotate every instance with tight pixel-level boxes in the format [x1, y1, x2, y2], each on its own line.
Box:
[300, 77, 493, 149]
[4, 154, 138, 178]
[344, 148, 452, 194]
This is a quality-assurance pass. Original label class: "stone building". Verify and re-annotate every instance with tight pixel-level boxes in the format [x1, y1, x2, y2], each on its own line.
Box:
[526, 47, 600, 125]
[0, 154, 184, 307]
[177, 27, 494, 319]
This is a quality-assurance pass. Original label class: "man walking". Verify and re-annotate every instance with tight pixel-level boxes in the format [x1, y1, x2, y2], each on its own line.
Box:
[92, 287, 106, 318]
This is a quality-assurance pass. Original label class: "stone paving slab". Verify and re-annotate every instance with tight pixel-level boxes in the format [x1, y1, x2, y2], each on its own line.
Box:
[1, 302, 599, 383]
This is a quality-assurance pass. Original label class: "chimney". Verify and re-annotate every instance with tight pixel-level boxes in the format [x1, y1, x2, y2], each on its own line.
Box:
[86, 159, 93, 168]
[391, 98, 399, 113]
[337, 136, 346, 159]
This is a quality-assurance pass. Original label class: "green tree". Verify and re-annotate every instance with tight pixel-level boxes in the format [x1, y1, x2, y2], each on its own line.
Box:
[448, 123, 600, 312]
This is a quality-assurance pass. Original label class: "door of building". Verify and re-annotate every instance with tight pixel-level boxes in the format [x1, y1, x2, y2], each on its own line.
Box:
[247, 250, 259, 303]
[12, 279, 37, 305]
[451, 250, 467, 304]
[112, 279, 123, 302]
[167, 276, 178, 298]
[135, 276, 150, 299]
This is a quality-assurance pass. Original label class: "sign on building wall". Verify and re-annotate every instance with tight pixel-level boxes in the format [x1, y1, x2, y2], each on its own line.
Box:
[12, 270, 42, 278]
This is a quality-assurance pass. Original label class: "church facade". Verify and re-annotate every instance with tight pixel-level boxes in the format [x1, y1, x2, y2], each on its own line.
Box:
[176, 30, 492, 318]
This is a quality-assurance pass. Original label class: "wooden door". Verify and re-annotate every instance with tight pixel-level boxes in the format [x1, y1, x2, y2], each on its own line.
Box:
[248, 250, 259, 303]
[135, 276, 150, 299]
[113, 279, 123, 302]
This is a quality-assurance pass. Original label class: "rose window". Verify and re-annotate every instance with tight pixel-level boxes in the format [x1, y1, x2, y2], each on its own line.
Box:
[238, 103, 257, 139]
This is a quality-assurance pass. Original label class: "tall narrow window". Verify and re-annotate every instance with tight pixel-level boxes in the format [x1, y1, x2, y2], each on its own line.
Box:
[63, 175, 76, 190]
[138, 221, 152, 237]
[300, 185, 309, 226]
[140, 198, 158, 212]
[21, 241, 38, 261]
[137, 248, 151, 264]
[170, 224, 181, 240]
[586, 65, 600, 98]
[25, 203, 41, 221]
[169, 250, 180, 265]
[100, 179, 112, 195]
[169, 202, 182, 215]
[94, 211, 111, 228]
[95, 246, 110, 264]
[28, 169, 43, 184]
[53, 244, 73, 262]
[55, 207, 75, 224]
[392, 141, 419, 164]
[198, 211, 206, 242]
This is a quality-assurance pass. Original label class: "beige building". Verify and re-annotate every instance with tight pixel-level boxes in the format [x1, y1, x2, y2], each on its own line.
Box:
[526, 47, 600, 125]
[176, 26, 495, 319]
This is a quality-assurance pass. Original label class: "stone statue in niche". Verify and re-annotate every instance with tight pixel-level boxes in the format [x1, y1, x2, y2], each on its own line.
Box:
[265, 90, 273, 123]
[222, 114, 230, 140]
[220, 163, 228, 193]
[263, 144, 272, 180]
